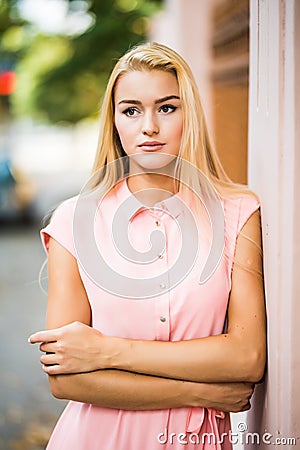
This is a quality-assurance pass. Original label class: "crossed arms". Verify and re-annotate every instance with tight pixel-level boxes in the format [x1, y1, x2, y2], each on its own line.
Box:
[29, 210, 266, 412]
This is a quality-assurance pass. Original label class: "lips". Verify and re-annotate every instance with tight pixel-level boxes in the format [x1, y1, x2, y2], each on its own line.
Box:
[138, 141, 165, 151]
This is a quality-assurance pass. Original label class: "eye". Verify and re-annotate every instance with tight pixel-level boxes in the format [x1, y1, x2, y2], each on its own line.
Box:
[159, 104, 177, 114]
[123, 107, 139, 117]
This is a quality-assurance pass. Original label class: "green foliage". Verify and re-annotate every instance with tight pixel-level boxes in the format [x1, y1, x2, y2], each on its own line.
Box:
[0, 0, 21, 34]
[0, 0, 26, 64]
[0, 0, 163, 123]
[12, 35, 74, 120]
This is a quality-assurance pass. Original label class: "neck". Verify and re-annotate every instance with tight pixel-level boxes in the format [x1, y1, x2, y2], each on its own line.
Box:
[127, 161, 179, 206]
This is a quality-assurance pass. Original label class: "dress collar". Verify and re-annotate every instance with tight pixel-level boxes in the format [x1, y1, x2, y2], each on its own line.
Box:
[116, 178, 184, 221]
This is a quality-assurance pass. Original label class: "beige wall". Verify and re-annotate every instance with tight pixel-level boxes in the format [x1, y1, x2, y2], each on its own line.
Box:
[212, 82, 248, 184]
[248, 0, 300, 444]
[210, 0, 249, 184]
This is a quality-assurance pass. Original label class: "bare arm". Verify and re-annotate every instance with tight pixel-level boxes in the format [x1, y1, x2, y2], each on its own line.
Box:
[49, 370, 253, 413]
[110, 210, 266, 383]
[30, 236, 254, 412]
[32, 210, 266, 384]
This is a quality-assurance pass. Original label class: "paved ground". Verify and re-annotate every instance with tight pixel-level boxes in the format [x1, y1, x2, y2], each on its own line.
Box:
[0, 222, 66, 450]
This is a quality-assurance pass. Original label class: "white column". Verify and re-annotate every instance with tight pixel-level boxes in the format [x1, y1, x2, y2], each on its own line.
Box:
[247, 0, 300, 446]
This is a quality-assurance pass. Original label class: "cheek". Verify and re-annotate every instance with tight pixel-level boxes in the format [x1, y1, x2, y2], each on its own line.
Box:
[172, 117, 183, 146]
[115, 117, 127, 144]
[114, 118, 136, 154]
[177, 122, 183, 140]
[114, 115, 122, 139]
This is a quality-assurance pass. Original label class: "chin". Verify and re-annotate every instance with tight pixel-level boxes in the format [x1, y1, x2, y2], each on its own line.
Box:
[130, 153, 177, 172]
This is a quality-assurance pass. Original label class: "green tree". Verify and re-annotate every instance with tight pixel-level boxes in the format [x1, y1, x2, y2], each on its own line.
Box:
[8, 0, 162, 124]
[0, 0, 26, 116]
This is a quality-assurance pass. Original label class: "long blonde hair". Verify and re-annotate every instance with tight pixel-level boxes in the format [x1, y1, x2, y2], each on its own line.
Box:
[88, 42, 262, 279]
[37, 42, 261, 296]
[91, 41, 253, 200]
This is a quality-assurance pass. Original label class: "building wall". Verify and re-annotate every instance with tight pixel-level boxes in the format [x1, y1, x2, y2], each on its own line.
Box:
[210, 0, 249, 184]
[151, 0, 213, 134]
[247, 0, 300, 445]
[151, 0, 249, 184]
[212, 84, 248, 183]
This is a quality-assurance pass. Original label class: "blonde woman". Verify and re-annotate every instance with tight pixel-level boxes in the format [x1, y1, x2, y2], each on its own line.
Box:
[29, 42, 266, 450]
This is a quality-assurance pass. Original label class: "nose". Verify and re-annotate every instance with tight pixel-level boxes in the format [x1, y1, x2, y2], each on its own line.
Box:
[141, 112, 159, 136]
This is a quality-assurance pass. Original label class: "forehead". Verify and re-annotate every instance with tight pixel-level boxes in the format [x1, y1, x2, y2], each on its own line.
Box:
[114, 70, 179, 101]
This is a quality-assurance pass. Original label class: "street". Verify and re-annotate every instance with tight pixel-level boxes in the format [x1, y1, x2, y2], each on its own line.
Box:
[0, 117, 94, 449]
[0, 222, 66, 449]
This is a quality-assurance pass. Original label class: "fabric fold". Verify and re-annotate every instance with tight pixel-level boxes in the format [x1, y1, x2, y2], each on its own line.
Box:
[186, 408, 226, 449]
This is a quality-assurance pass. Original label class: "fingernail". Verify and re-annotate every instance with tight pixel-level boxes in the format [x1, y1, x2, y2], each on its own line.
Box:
[28, 337, 31, 343]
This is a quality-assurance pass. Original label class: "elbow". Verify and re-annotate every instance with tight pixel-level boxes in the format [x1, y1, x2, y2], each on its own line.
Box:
[243, 349, 266, 383]
[48, 375, 66, 399]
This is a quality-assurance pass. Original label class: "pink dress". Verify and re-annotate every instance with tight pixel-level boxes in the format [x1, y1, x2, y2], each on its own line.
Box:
[41, 179, 260, 450]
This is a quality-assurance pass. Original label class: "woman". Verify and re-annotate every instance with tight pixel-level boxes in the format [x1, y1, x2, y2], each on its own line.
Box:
[29, 42, 266, 449]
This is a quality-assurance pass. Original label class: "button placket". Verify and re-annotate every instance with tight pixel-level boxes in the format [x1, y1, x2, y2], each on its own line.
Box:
[155, 293, 170, 340]
[151, 211, 166, 263]
[153, 211, 171, 341]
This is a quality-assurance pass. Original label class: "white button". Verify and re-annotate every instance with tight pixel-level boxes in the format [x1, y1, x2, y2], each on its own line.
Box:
[159, 282, 166, 289]
[160, 316, 166, 323]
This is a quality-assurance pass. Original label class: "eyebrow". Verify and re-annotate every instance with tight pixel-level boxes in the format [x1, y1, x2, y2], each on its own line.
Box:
[117, 95, 180, 106]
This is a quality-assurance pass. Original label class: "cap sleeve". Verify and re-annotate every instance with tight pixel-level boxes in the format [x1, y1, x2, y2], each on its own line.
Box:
[223, 192, 261, 282]
[237, 193, 261, 235]
[40, 197, 76, 258]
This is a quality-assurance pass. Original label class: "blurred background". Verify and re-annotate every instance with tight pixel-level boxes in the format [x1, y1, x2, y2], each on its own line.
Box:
[0, 0, 251, 448]
[0, 1, 166, 448]
[2, 0, 298, 449]
[0, 0, 166, 223]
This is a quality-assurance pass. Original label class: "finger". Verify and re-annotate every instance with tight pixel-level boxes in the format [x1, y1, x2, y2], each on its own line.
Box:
[42, 364, 60, 375]
[28, 330, 59, 344]
[40, 353, 59, 366]
[42, 363, 70, 376]
[39, 342, 56, 353]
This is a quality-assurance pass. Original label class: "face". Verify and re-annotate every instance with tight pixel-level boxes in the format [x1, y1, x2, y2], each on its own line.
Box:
[114, 70, 183, 170]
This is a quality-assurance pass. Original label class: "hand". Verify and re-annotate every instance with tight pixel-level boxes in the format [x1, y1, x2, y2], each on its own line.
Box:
[193, 382, 254, 413]
[29, 321, 112, 375]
